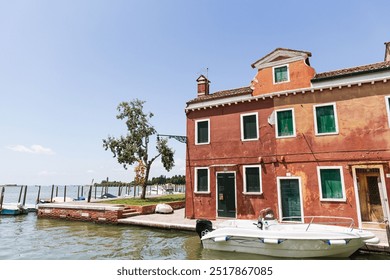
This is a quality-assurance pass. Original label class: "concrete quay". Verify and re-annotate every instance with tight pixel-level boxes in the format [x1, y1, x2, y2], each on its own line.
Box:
[118, 208, 197, 231]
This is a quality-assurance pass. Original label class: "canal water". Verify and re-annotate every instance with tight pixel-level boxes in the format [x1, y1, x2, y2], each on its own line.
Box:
[1, 186, 390, 260]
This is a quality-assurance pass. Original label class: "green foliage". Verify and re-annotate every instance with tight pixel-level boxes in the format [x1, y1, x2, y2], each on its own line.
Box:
[148, 175, 185, 185]
[101, 194, 185, 206]
[102, 99, 175, 199]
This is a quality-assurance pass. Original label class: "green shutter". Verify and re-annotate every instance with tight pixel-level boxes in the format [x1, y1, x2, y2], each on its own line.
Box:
[320, 169, 343, 199]
[245, 167, 260, 192]
[277, 110, 293, 136]
[243, 114, 257, 139]
[197, 169, 208, 192]
[316, 105, 336, 133]
[274, 66, 288, 83]
[197, 121, 209, 143]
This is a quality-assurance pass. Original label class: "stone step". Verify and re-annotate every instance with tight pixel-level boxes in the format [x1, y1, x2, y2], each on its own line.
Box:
[121, 211, 142, 218]
[123, 208, 137, 213]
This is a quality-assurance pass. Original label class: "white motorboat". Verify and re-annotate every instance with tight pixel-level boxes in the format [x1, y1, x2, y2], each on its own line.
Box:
[195, 209, 380, 258]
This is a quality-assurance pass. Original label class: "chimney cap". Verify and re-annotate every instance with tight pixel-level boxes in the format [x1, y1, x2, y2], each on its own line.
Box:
[196, 74, 209, 82]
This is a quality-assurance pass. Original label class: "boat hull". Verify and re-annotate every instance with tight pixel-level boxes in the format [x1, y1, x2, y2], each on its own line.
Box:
[202, 236, 364, 258]
[199, 219, 378, 258]
[0, 208, 26, 215]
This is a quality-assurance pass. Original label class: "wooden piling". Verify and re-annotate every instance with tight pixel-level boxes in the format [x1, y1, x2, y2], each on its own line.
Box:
[50, 184, 54, 202]
[18, 185, 23, 203]
[88, 185, 92, 202]
[63, 185, 67, 202]
[36, 185, 41, 204]
[0, 186, 4, 210]
[22, 185, 27, 206]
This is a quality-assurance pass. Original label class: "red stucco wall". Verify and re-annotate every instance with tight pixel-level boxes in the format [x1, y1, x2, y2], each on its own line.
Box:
[186, 80, 390, 222]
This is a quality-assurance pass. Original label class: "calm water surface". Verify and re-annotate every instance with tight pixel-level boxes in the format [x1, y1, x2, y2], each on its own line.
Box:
[1, 186, 389, 260]
[1, 214, 389, 260]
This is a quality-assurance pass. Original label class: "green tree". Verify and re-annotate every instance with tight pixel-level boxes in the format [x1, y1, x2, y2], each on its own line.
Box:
[103, 99, 174, 199]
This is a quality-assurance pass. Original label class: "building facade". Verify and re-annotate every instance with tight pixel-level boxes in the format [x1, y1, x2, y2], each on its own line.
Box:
[185, 44, 390, 230]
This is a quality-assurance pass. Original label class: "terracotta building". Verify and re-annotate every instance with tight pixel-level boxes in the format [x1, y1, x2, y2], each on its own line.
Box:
[185, 43, 390, 230]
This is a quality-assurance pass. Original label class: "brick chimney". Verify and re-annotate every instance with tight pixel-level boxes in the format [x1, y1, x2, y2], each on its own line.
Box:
[196, 75, 210, 96]
[385, 42, 390, 62]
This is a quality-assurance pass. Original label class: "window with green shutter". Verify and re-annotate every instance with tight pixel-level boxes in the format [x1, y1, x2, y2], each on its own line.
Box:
[274, 65, 289, 83]
[244, 166, 262, 193]
[276, 109, 295, 137]
[318, 167, 345, 201]
[196, 119, 209, 144]
[195, 168, 209, 192]
[241, 113, 258, 140]
[314, 103, 338, 135]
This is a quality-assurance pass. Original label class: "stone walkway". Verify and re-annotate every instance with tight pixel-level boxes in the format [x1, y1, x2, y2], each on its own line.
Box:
[118, 208, 197, 231]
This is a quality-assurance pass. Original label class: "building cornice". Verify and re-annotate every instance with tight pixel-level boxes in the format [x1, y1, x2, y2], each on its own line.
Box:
[185, 72, 390, 113]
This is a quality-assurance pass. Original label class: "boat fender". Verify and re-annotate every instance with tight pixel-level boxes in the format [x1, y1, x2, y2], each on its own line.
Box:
[260, 238, 283, 244]
[326, 239, 347, 245]
[257, 220, 263, 230]
[214, 236, 230, 242]
[363, 237, 380, 244]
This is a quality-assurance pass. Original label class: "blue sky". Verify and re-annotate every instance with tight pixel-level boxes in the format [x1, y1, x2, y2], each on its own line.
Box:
[0, 0, 389, 185]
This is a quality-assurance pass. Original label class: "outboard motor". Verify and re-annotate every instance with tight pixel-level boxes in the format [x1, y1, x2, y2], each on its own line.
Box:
[195, 219, 213, 238]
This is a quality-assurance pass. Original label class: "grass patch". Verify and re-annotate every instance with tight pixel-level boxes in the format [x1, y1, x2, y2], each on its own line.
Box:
[98, 193, 185, 206]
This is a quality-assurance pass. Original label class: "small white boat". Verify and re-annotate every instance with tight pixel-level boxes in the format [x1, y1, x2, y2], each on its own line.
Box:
[0, 203, 28, 215]
[195, 208, 380, 259]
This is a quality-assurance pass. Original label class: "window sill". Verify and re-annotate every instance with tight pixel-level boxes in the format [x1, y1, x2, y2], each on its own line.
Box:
[276, 134, 296, 139]
[241, 138, 259, 142]
[315, 132, 339, 136]
[194, 191, 211, 194]
[243, 192, 263, 196]
[195, 142, 210, 145]
[320, 198, 346, 202]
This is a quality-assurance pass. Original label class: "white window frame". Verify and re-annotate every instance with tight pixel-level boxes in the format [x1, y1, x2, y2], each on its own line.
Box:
[240, 112, 259, 141]
[317, 166, 346, 202]
[313, 102, 339, 136]
[194, 167, 210, 193]
[386, 96, 390, 128]
[195, 119, 210, 145]
[275, 108, 296, 138]
[243, 165, 262, 195]
[273, 64, 290, 84]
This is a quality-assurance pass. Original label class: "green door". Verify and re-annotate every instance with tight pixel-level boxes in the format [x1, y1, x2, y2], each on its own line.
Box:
[217, 173, 236, 218]
[280, 178, 302, 221]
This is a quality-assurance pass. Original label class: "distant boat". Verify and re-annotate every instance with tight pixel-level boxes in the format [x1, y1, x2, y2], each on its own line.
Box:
[100, 193, 117, 199]
[0, 203, 28, 215]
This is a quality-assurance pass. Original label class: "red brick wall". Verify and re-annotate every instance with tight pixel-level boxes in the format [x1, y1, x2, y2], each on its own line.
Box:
[38, 206, 122, 224]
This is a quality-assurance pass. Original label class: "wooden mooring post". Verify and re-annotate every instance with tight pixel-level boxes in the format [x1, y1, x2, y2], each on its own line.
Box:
[36, 185, 41, 204]
[63, 185, 67, 202]
[50, 184, 54, 202]
[0, 186, 4, 210]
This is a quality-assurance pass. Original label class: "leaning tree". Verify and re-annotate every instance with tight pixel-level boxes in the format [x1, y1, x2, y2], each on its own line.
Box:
[103, 99, 174, 199]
